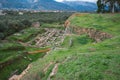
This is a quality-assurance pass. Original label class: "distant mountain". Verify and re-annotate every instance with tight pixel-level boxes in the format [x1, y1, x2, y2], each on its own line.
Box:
[0, 0, 30, 9]
[0, 0, 97, 12]
[32, 0, 74, 11]
[0, 0, 74, 11]
[62, 1, 97, 12]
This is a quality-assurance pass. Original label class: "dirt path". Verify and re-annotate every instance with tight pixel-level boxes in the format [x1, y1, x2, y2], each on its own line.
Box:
[47, 63, 59, 80]
[43, 62, 54, 74]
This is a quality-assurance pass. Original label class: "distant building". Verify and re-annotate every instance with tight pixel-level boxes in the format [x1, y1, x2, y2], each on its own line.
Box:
[0, 10, 6, 15]
[19, 12, 23, 15]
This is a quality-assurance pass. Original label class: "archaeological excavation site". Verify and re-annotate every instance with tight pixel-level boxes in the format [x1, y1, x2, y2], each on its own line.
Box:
[0, 12, 120, 80]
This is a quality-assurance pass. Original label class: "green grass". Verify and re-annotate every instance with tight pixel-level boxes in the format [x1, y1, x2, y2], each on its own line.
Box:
[21, 13, 120, 80]
[0, 27, 47, 80]
[0, 26, 46, 63]
[56, 51, 120, 80]
[0, 42, 25, 63]
[0, 52, 45, 80]
[0, 44, 45, 80]
[62, 34, 94, 48]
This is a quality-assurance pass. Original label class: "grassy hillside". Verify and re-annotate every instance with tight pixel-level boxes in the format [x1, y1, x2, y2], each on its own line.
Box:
[0, 12, 73, 80]
[0, 27, 46, 80]
[21, 13, 120, 80]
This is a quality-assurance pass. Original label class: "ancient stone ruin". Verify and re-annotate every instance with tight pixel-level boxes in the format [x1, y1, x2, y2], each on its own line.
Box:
[27, 28, 65, 47]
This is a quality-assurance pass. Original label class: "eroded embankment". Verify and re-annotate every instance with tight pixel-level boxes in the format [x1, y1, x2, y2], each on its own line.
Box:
[64, 13, 113, 43]
[73, 27, 112, 42]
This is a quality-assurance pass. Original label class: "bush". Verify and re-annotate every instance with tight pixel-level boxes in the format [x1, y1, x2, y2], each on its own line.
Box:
[0, 11, 73, 39]
[21, 20, 31, 27]
[0, 33, 4, 39]
[0, 22, 8, 32]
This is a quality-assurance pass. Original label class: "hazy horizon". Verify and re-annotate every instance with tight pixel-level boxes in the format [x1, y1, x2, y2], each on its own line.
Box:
[55, 0, 97, 3]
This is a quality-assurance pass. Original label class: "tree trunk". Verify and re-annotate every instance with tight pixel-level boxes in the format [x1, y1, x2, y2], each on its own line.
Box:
[112, 4, 115, 13]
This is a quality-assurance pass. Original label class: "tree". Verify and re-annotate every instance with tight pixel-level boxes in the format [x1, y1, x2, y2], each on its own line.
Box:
[105, 0, 116, 13]
[97, 0, 120, 13]
[21, 20, 31, 27]
[0, 33, 4, 39]
[97, 0, 105, 13]
[0, 22, 8, 32]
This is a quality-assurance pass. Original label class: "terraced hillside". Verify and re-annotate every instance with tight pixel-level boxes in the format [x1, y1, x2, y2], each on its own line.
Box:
[0, 12, 72, 80]
[20, 13, 120, 80]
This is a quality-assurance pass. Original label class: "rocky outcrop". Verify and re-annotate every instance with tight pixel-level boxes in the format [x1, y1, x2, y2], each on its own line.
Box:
[73, 27, 112, 42]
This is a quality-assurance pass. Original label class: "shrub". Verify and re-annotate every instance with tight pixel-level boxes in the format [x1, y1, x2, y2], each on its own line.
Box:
[0, 22, 8, 32]
[21, 20, 31, 27]
[0, 33, 4, 39]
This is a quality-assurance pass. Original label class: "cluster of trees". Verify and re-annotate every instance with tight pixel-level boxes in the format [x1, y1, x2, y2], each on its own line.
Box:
[0, 11, 73, 40]
[97, 0, 120, 13]
[0, 20, 31, 39]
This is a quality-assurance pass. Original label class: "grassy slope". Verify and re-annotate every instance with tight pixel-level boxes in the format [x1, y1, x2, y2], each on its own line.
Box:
[0, 27, 46, 80]
[70, 13, 120, 35]
[0, 12, 73, 80]
[22, 13, 120, 80]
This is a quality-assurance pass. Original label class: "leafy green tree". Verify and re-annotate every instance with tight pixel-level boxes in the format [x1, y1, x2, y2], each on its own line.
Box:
[0, 22, 8, 32]
[105, 0, 116, 13]
[0, 33, 4, 39]
[21, 20, 31, 27]
[97, 0, 120, 13]
[97, 0, 105, 13]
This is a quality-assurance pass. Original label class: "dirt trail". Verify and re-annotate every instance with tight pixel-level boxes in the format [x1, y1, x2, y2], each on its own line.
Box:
[45, 57, 69, 80]
[47, 63, 59, 80]
[43, 62, 54, 74]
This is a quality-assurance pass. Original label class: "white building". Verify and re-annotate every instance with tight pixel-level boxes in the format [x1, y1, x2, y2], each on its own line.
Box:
[19, 12, 24, 15]
[0, 10, 5, 15]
